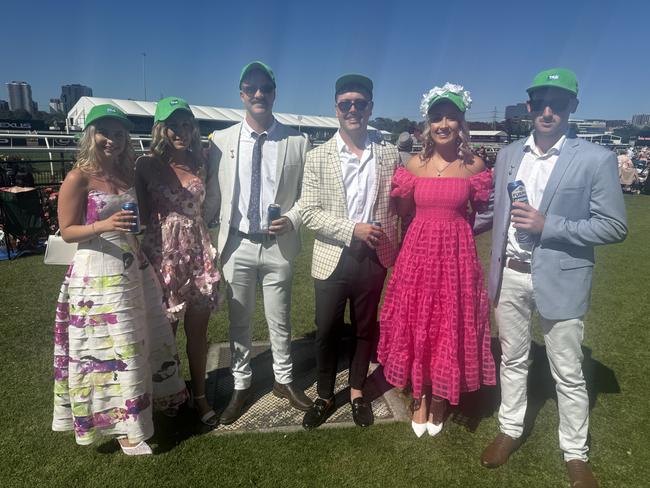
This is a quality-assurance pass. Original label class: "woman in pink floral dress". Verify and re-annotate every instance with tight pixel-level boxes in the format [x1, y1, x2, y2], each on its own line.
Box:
[378, 84, 496, 437]
[136, 97, 221, 427]
[53, 104, 187, 455]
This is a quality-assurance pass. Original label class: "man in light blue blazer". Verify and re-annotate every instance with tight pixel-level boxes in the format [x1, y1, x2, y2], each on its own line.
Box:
[479, 69, 627, 488]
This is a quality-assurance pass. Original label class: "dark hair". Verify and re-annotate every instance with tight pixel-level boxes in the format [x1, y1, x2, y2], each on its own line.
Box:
[335, 83, 373, 101]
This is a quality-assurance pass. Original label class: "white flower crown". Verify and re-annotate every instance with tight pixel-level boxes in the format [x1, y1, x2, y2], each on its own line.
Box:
[420, 82, 472, 118]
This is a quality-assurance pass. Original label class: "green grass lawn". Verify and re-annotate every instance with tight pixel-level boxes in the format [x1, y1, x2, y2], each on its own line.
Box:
[1, 196, 648, 487]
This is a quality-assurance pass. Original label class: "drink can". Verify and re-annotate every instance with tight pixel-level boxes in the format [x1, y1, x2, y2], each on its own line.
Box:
[368, 220, 381, 227]
[506, 181, 532, 245]
[267, 204, 282, 227]
[121, 202, 140, 234]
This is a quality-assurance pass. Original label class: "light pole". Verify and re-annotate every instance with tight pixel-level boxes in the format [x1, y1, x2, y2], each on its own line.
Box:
[142, 52, 147, 101]
[297, 114, 302, 134]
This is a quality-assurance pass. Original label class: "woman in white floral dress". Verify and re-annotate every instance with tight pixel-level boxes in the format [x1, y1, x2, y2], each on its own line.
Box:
[52, 104, 187, 455]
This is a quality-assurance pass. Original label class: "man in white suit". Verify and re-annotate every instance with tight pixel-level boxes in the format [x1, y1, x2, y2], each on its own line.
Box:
[204, 61, 312, 424]
[479, 68, 627, 488]
[298, 74, 399, 429]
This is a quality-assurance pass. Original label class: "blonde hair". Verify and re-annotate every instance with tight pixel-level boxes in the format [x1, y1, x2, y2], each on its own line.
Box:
[419, 114, 474, 164]
[75, 124, 136, 182]
[150, 116, 205, 177]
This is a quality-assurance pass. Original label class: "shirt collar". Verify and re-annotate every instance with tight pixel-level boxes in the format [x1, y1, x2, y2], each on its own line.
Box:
[335, 130, 371, 156]
[524, 132, 567, 157]
[242, 117, 277, 139]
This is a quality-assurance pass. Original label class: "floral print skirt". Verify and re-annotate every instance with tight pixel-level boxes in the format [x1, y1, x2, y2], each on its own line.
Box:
[52, 233, 187, 446]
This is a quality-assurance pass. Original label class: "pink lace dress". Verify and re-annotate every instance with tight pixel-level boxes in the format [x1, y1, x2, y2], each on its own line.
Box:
[141, 177, 221, 320]
[378, 167, 496, 405]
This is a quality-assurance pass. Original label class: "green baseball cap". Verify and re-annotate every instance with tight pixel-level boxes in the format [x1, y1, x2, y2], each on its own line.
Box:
[154, 96, 193, 124]
[85, 104, 133, 130]
[239, 61, 276, 88]
[427, 92, 467, 113]
[335, 74, 373, 99]
[527, 68, 578, 96]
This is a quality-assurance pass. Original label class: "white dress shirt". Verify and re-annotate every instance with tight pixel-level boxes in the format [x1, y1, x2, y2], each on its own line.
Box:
[506, 133, 567, 261]
[233, 118, 279, 233]
[336, 131, 376, 223]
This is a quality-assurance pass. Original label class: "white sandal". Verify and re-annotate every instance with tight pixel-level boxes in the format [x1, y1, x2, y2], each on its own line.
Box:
[118, 440, 153, 456]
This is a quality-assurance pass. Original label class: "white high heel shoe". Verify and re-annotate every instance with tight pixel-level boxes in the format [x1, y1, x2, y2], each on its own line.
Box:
[426, 421, 443, 437]
[410, 396, 428, 437]
[411, 421, 427, 437]
[426, 397, 447, 437]
[118, 440, 153, 456]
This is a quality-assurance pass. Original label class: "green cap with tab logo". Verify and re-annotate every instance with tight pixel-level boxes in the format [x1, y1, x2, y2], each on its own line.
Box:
[527, 68, 578, 96]
[84, 104, 134, 130]
[154, 96, 193, 124]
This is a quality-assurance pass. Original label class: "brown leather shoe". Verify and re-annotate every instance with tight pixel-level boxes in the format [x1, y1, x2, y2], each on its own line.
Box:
[566, 460, 598, 488]
[480, 433, 522, 468]
[272, 381, 313, 411]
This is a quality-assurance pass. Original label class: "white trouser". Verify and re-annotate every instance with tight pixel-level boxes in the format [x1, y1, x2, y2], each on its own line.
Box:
[495, 266, 589, 462]
[221, 234, 293, 390]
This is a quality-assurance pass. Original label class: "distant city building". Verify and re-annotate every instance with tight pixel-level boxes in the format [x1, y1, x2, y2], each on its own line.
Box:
[0, 99, 8, 111]
[61, 84, 93, 113]
[605, 120, 628, 129]
[6, 81, 35, 113]
[505, 103, 528, 120]
[632, 114, 650, 127]
[31, 100, 38, 113]
[49, 98, 64, 113]
[570, 119, 606, 135]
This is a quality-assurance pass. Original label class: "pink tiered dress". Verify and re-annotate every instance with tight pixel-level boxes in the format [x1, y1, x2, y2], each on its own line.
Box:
[378, 167, 496, 405]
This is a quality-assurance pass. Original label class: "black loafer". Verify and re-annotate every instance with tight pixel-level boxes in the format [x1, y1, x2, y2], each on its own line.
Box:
[302, 398, 335, 430]
[220, 388, 252, 425]
[351, 397, 374, 427]
[273, 381, 313, 411]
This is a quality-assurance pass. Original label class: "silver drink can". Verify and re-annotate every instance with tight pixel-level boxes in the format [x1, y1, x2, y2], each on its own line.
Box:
[121, 202, 140, 234]
[368, 220, 381, 227]
[507, 180, 532, 245]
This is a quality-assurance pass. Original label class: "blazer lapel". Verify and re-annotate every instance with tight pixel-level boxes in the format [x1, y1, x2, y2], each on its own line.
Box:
[538, 138, 578, 215]
[274, 130, 288, 201]
[326, 139, 347, 210]
[371, 141, 382, 206]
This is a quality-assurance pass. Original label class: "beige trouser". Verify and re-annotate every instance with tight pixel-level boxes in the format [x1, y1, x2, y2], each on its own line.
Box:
[221, 234, 294, 390]
[496, 266, 589, 462]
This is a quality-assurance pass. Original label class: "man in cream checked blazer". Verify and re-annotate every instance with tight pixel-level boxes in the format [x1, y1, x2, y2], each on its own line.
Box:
[203, 61, 312, 424]
[298, 74, 399, 430]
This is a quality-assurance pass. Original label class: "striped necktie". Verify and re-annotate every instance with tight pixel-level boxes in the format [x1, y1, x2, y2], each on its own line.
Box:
[247, 132, 267, 233]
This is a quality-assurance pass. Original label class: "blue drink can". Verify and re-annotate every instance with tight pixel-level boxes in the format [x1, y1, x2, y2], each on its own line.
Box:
[121, 202, 140, 234]
[267, 204, 282, 228]
[507, 180, 532, 245]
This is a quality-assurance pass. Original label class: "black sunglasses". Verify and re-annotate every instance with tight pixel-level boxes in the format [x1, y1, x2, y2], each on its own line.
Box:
[337, 99, 370, 113]
[529, 97, 572, 113]
[241, 84, 275, 96]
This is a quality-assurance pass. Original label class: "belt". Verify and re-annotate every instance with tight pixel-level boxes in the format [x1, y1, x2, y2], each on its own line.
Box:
[506, 258, 531, 274]
[230, 227, 275, 244]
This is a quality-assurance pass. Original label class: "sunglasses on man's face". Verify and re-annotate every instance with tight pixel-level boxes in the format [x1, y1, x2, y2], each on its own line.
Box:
[529, 97, 572, 113]
[336, 99, 370, 113]
[241, 84, 275, 97]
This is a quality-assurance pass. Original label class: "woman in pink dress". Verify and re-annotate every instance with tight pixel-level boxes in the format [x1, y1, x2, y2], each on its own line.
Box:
[135, 97, 221, 427]
[378, 83, 496, 437]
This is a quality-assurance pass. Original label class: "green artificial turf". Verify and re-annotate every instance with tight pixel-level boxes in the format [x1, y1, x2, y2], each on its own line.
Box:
[0, 195, 648, 487]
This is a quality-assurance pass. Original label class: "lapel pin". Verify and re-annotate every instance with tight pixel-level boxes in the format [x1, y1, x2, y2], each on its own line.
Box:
[230, 149, 235, 159]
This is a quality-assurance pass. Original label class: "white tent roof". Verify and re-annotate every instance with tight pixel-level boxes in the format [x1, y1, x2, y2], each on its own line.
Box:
[470, 130, 508, 137]
[68, 97, 352, 131]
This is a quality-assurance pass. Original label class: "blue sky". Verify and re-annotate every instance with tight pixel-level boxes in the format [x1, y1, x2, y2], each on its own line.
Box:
[3, 0, 649, 121]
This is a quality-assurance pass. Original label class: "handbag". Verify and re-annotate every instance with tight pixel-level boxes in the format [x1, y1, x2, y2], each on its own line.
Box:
[43, 230, 78, 265]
